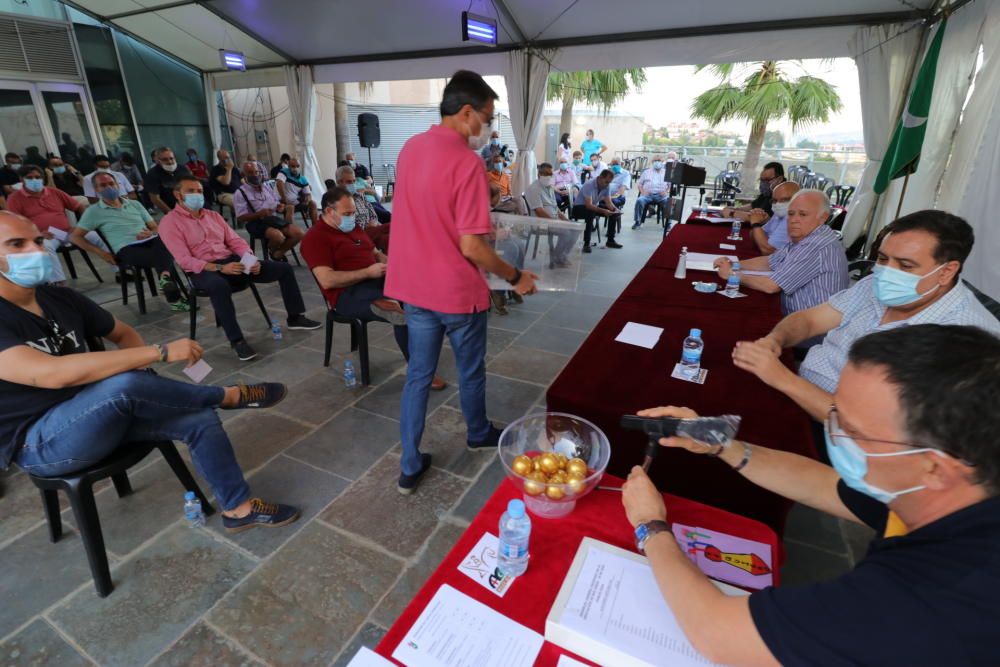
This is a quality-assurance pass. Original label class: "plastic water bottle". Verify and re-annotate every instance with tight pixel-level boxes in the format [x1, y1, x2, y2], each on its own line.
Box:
[701, 200, 709, 216]
[726, 261, 742, 298]
[730, 219, 742, 240]
[183, 491, 205, 527]
[680, 328, 704, 380]
[344, 360, 357, 389]
[271, 318, 283, 341]
[498, 499, 531, 577]
[674, 246, 687, 279]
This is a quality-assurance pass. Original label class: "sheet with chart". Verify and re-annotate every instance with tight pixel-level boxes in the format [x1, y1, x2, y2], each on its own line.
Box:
[546, 538, 746, 667]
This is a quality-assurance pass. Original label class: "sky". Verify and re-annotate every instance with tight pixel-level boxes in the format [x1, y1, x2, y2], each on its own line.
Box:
[537, 58, 865, 144]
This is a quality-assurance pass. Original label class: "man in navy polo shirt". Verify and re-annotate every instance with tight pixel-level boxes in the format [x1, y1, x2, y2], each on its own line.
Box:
[622, 323, 1000, 666]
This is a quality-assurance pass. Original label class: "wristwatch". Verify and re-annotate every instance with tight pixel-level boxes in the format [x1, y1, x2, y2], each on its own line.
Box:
[750, 222, 766, 228]
[635, 520, 670, 555]
[507, 267, 522, 286]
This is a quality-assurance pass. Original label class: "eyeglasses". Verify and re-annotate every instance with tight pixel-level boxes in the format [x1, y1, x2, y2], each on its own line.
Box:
[826, 406, 966, 463]
[478, 110, 495, 127]
[46, 318, 77, 356]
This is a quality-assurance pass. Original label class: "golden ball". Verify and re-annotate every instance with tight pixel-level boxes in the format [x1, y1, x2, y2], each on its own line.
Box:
[511, 455, 533, 476]
[532, 457, 544, 472]
[567, 478, 586, 495]
[539, 453, 560, 475]
[548, 471, 568, 485]
[566, 458, 588, 477]
[523, 478, 544, 496]
[545, 484, 566, 500]
[554, 453, 568, 470]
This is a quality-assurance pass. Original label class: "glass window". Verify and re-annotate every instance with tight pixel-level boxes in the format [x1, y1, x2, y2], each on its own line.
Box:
[73, 24, 142, 168]
[0, 89, 47, 167]
[41, 91, 98, 173]
[0, 0, 65, 21]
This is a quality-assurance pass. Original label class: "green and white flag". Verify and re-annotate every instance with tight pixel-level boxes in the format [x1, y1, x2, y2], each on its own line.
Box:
[873, 19, 947, 194]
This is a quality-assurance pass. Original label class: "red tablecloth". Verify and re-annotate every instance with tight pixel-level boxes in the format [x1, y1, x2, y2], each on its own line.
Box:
[375, 476, 780, 666]
[547, 225, 814, 533]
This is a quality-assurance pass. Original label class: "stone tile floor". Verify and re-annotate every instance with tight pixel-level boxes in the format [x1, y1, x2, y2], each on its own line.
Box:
[0, 217, 872, 666]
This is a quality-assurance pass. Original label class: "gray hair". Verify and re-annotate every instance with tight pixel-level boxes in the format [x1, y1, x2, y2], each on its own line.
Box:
[790, 188, 831, 217]
[153, 146, 172, 160]
[335, 165, 356, 181]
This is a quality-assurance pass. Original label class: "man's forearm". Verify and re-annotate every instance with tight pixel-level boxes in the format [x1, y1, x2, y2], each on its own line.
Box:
[740, 274, 780, 294]
[752, 227, 776, 255]
[70, 232, 110, 259]
[151, 195, 170, 214]
[43, 347, 161, 388]
[767, 311, 812, 348]
[318, 267, 371, 290]
[461, 235, 515, 281]
[771, 370, 835, 423]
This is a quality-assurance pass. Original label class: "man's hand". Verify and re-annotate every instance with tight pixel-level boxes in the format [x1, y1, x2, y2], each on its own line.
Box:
[277, 203, 286, 213]
[749, 208, 770, 225]
[722, 207, 733, 217]
[636, 406, 734, 454]
[100, 251, 117, 266]
[220, 262, 244, 275]
[366, 262, 387, 279]
[622, 466, 667, 528]
[136, 229, 153, 240]
[259, 208, 273, 217]
[513, 269, 539, 296]
[43, 231, 54, 240]
[164, 338, 204, 367]
[374, 250, 388, 264]
[713, 257, 733, 280]
[732, 340, 787, 387]
[755, 335, 783, 357]
[250, 261, 261, 275]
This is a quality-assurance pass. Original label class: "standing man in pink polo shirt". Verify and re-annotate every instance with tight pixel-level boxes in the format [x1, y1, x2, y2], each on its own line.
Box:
[386, 70, 537, 495]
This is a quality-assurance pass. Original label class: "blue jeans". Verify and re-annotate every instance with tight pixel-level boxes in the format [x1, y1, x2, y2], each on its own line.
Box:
[399, 305, 490, 475]
[634, 193, 668, 223]
[15, 371, 251, 511]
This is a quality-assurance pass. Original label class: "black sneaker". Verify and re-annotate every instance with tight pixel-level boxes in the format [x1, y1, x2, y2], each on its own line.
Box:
[468, 424, 502, 451]
[631, 222, 642, 230]
[582, 246, 592, 254]
[286, 314, 322, 330]
[222, 498, 300, 533]
[224, 382, 287, 410]
[232, 339, 257, 361]
[606, 240, 623, 249]
[398, 453, 433, 495]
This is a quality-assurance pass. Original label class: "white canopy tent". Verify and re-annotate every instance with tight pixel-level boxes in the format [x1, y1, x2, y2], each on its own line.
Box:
[63, 0, 998, 296]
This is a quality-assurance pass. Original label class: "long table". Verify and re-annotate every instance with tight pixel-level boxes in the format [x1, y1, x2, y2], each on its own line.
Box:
[546, 224, 814, 533]
[375, 476, 780, 666]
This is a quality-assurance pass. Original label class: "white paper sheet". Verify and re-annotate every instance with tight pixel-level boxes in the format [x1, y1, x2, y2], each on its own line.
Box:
[615, 322, 663, 349]
[556, 656, 589, 667]
[48, 227, 69, 242]
[457, 532, 516, 597]
[684, 252, 738, 272]
[671, 363, 708, 384]
[719, 243, 736, 250]
[393, 585, 543, 667]
[125, 233, 159, 247]
[182, 359, 213, 383]
[547, 539, 745, 667]
[708, 217, 743, 223]
[240, 251, 259, 274]
[345, 647, 395, 667]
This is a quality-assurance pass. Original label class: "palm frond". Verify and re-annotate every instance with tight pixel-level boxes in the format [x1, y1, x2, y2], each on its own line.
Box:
[546, 68, 646, 112]
[690, 85, 744, 126]
[788, 76, 842, 130]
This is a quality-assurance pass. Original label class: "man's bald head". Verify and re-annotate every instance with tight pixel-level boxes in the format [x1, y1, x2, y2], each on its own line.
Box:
[0, 212, 46, 273]
[786, 189, 831, 242]
[772, 181, 800, 203]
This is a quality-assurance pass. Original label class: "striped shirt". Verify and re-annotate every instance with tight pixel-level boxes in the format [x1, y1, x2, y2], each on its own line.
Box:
[800, 276, 1000, 392]
[768, 225, 849, 315]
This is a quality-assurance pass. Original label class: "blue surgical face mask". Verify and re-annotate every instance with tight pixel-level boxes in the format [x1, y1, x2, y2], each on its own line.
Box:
[345, 182, 357, 194]
[1, 251, 54, 287]
[53, 166, 66, 175]
[491, 138, 500, 146]
[337, 214, 356, 233]
[653, 161, 664, 170]
[99, 186, 119, 201]
[872, 263, 944, 307]
[492, 163, 503, 172]
[825, 423, 938, 504]
[559, 162, 569, 171]
[183, 193, 205, 211]
[611, 165, 622, 174]
[24, 178, 44, 193]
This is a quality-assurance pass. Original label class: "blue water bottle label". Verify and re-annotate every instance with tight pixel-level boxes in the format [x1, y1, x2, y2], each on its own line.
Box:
[501, 542, 526, 559]
[681, 348, 701, 364]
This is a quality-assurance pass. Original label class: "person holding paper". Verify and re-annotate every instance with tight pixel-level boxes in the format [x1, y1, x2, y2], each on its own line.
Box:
[713, 189, 848, 316]
[748, 181, 799, 255]
[72, 171, 189, 312]
[622, 323, 1000, 667]
[0, 211, 301, 533]
[385, 70, 537, 495]
[6, 164, 113, 285]
[159, 175, 320, 361]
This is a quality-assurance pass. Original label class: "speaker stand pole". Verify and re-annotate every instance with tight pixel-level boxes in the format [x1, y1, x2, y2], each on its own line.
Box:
[367, 147, 374, 186]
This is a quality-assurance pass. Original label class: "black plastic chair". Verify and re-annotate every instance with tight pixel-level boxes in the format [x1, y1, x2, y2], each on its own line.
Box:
[309, 273, 372, 385]
[183, 272, 271, 341]
[57, 243, 103, 283]
[640, 198, 666, 226]
[26, 440, 214, 597]
[94, 230, 162, 315]
[247, 234, 302, 267]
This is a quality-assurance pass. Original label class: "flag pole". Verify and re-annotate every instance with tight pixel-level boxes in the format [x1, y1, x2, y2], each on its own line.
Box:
[894, 172, 911, 219]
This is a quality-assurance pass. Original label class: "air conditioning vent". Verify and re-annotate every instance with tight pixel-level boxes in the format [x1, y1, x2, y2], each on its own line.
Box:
[0, 15, 80, 79]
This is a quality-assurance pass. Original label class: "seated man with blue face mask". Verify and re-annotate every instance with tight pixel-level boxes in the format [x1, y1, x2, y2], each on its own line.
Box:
[621, 323, 1000, 667]
[748, 181, 799, 255]
[731, 209, 1000, 442]
[159, 175, 320, 362]
[300, 187, 447, 390]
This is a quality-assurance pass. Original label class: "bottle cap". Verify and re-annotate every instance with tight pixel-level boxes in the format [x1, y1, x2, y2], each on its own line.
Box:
[507, 499, 526, 518]
[680, 246, 687, 252]
[690, 328, 702, 338]
[184, 491, 196, 500]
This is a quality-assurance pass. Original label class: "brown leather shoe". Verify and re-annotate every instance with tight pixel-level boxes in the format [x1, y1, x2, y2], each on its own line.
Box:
[431, 376, 448, 391]
[490, 291, 508, 315]
[371, 298, 406, 325]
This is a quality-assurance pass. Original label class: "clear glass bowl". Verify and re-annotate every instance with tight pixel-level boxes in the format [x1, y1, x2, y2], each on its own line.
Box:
[498, 412, 611, 518]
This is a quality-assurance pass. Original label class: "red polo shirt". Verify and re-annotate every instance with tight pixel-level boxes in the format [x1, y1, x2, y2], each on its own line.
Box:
[300, 221, 377, 307]
[384, 124, 492, 314]
[6, 186, 81, 233]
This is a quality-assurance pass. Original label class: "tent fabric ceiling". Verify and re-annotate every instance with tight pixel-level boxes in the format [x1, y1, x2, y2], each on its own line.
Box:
[65, 0, 936, 76]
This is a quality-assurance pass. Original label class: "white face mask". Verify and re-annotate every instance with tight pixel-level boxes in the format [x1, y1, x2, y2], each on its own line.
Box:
[772, 202, 789, 217]
[539, 175, 553, 187]
[468, 116, 491, 151]
[161, 162, 177, 173]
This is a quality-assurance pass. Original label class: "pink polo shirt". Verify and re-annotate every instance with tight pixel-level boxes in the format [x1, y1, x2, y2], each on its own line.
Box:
[158, 205, 251, 273]
[385, 124, 491, 313]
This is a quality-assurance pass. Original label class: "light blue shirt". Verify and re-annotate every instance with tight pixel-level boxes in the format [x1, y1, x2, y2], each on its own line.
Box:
[800, 275, 1000, 392]
[637, 167, 669, 195]
[573, 178, 609, 207]
[609, 170, 631, 196]
[763, 213, 790, 250]
[581, 138, 604, 162]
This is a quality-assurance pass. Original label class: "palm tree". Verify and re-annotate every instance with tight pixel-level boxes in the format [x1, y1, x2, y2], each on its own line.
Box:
[691, 61, 842, 194]
[333, 81, 374, 162]
[547, 69, 647, 142]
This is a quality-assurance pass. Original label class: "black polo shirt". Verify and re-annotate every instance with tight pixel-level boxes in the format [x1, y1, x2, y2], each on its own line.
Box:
[749, 482, 1000, 666]
[750, 191, 773, 215]
[209, 164, 242, 194]
[143, 164, 192, 209]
